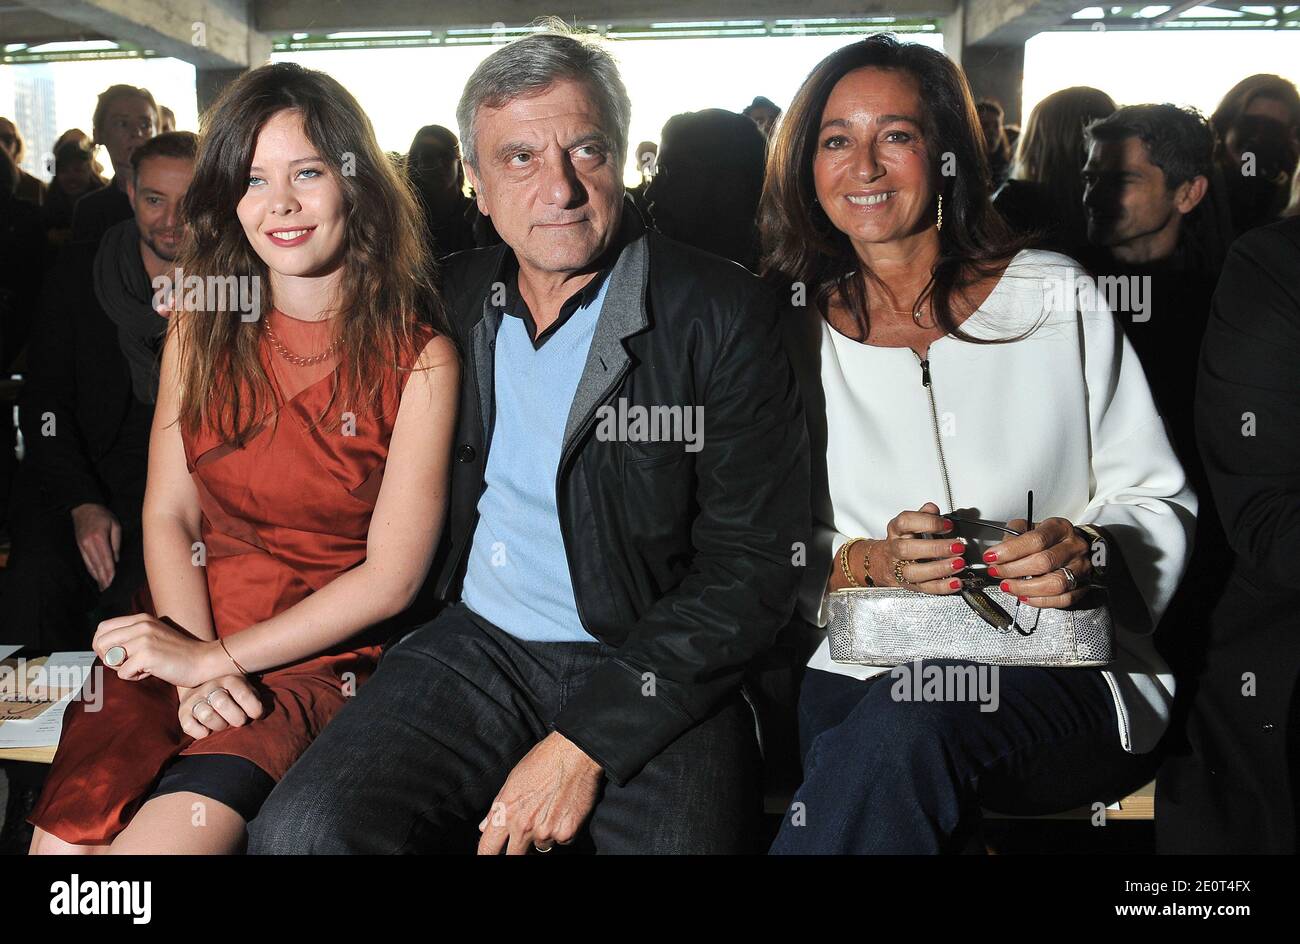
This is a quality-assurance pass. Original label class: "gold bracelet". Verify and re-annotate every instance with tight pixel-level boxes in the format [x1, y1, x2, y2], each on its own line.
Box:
[219, 637, 249, 676]
[839, 537, 866, 587]
[861, 540, 877, 587]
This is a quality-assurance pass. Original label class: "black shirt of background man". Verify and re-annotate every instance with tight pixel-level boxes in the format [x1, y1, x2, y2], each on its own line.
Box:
[0, 190, 45, 370]
[994, 179, 1086, 256]
[1074, 241, 1229, 752]
[69, 181, 133, 247]
[1073, 242, 1219, 478]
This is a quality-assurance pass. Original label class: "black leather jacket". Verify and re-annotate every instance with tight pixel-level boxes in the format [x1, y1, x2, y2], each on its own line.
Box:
[432, 210, 811, 784]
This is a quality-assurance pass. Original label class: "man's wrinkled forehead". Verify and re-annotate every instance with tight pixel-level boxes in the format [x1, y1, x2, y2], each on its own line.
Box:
[477, 81, 613, 147]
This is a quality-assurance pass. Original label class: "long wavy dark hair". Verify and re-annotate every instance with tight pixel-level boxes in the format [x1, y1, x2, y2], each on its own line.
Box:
[1012, 86, 1117, 250]
[760, 34, 1025, 342]
[174, 62, 449, 445]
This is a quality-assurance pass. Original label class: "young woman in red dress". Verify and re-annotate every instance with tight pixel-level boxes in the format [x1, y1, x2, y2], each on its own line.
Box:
[28, 62, 459, 853]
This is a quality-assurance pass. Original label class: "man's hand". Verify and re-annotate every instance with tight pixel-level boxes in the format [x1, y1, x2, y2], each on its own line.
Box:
[477, 731, 603, 855]
[71, 502, 120, 591]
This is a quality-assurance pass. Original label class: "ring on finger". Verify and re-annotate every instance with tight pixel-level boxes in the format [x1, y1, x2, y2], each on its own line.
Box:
[205, 688, 230, 707]
[892, 558, 909, 585]
[533, 841, 554, 853]
[1057, 566, 1078, 592]
[191, 701, 213, 721]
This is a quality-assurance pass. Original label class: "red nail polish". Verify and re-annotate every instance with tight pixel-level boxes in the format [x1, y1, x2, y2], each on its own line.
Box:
[983, 551, 998, 563]
[1019, 596, 1028, 603]
[988, 565, 1000, 578]
[942, 519, 954, 531]
[951, 558, 964, 570]
[950, 542, 965, 555]
[1000, 581, 1011, 593]
[949, 579, 961, 589]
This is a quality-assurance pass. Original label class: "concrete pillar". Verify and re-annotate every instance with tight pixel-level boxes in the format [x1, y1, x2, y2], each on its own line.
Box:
[196, 68, 248, 115]
[958, 43, 1025, 127]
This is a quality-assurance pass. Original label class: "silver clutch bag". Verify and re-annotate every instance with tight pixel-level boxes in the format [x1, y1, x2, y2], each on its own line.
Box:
[826, 586, 1114, 667]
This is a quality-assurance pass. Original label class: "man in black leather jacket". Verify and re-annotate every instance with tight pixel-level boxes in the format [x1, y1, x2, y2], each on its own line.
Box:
[251, 29, 810, 854]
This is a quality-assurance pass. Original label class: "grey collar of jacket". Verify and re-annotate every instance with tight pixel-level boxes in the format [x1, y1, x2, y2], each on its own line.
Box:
[468, 216, 651, 463]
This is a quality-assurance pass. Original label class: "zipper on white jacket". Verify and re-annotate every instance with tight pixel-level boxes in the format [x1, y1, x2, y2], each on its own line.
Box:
[914, 349, 955, 511]
[1101, 670, 1134, 752]
[913, 353, 1138, 753]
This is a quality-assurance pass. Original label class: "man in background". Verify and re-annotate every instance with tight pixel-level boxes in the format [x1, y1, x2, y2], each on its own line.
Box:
[1, 131, 197, 654]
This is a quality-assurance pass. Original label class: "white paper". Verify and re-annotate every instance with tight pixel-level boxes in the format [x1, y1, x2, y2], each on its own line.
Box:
[0, 651, 97, 749]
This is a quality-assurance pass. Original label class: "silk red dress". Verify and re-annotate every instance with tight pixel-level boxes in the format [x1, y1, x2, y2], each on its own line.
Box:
[30, 309, 434, 844]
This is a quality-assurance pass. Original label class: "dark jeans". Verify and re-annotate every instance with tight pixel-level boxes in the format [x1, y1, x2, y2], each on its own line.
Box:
[770, 662, 1157, 854]
[248, 603, 761, 854]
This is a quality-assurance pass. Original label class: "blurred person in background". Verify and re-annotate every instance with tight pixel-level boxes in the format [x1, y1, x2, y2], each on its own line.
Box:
[976, 98, 1013, 190]
[0, 116, 47, 206]
[406, 124, 475, 259]
[628, 139, 657, 217]
[0, 148, 44, 372]
[71, 84, 158, 247]
[743, 95, 782, 142]
[42, 140, 107, 258]
[994, 86, 1117, 253]
[645, 108, 767, 270]
[1076, 105, 1234, 771]
[54, 128, 106, 178]
[1211, 74, 1300, 234]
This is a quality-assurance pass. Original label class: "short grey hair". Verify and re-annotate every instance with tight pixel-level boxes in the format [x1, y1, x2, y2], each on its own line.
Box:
[456, 25, 632, 173]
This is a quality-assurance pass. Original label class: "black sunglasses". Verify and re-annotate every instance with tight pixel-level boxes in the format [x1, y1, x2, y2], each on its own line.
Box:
[945, 492, 1035, 635]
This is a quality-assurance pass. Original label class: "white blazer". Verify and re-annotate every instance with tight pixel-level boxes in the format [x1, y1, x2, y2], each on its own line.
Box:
[790, 249, 1197, 753]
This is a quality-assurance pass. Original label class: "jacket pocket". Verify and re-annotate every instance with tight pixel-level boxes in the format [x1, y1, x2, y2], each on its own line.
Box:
[622, 442, 687, 470]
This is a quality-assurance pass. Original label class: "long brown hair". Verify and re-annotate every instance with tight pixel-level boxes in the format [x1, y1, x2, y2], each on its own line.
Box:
[1011, 86, 1116, 248]
[760, 34, 1025, 342]
[174, 62, 448, 444]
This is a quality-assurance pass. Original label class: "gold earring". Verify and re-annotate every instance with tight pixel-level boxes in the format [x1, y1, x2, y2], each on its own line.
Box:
[936, 193, 944, 232]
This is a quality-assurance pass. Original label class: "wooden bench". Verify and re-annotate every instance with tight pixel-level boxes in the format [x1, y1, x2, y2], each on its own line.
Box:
[984, 780, 1155, 821]
[0, 745, 55, 765]
[766, 780, 1156, 822]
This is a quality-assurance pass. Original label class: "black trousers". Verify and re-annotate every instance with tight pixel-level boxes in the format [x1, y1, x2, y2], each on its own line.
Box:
[248, 603, 762, 854]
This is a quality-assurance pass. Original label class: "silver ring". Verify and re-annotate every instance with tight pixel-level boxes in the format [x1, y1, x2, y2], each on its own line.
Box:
[1058, 566, 1078, 591]
[205, 688, 230, 706]
[533, 842, 553, 854]
[191, 700, 211, 720]
[103, 645, 126, 667]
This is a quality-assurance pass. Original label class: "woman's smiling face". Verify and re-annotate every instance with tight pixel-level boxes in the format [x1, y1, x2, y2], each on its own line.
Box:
[812, 66, 936, 250]
[237, 108, 347, 280]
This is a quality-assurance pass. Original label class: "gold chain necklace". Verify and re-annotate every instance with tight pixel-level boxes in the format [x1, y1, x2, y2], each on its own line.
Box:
[263, 316, 340, 367]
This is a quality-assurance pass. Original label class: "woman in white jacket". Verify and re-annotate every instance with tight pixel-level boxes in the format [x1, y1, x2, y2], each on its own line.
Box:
[761, 35, 1196, 853]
